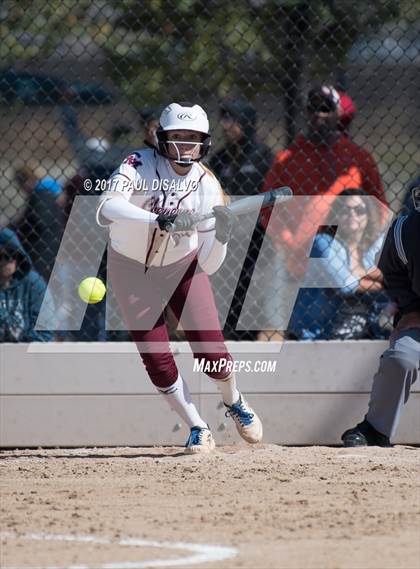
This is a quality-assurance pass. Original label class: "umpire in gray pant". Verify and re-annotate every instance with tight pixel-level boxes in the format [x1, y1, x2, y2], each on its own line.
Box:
[342, 189, 420, 447]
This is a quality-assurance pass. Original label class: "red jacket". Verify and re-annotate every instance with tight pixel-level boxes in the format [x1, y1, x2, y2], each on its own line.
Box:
[261, 134, 387, 276]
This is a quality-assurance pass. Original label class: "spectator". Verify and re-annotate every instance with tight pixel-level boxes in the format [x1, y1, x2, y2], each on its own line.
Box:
[59, 96, 131, 342]
[288, 189, 389, 340]
[0, 227, 54, 342]
[259, 84, 387, 339]
[59, 102, 139, 341]
[110, 124, 133, 146]
[59, 91, 130, 175]
[139, 107, 160, 146]
[210, 99, 273, 196]
[61, 94, 160, 178]
[57, 172, 108, 342]
[59, 101, 155, 215]
[11, 165, 64, 282]
[209, 99, 274, 340]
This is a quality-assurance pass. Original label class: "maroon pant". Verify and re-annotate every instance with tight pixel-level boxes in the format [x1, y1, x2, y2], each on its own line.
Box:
[108, 247, 233, 388]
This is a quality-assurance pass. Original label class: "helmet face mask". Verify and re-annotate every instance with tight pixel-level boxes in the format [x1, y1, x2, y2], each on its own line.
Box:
[161, 133, 206, 166]
[156, 103, 211, 165]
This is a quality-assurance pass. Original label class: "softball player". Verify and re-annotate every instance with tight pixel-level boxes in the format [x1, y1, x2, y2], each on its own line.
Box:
[342, 186, 420, 446]
[96, 102, 263, 453]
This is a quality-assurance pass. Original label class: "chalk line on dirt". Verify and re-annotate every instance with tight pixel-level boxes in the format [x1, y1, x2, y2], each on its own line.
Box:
[0, 531, 238, 568]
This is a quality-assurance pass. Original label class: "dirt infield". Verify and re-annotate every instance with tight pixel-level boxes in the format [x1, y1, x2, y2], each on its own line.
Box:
[1, 444, 419, 569]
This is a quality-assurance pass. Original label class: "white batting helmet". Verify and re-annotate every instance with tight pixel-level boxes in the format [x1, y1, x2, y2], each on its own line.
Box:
[156, 102, 211, 165]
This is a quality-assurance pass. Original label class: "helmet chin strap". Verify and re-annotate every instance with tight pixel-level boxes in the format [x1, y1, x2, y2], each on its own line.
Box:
[174, 160, 193, 168]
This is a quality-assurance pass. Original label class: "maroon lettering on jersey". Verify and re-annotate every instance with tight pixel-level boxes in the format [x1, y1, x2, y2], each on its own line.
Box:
[123, 153, 142, 168]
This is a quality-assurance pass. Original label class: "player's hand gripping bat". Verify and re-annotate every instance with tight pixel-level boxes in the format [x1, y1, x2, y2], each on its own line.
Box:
[161, 186, 293, 233]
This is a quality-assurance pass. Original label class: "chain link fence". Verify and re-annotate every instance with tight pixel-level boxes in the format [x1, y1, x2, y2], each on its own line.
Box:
[0, 0, 419, 342]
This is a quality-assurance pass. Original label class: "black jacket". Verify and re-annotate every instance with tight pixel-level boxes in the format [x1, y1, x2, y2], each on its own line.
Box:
[378, 210, 420, 320]
[13, 189, 65, 282]
[209, 100, 273, 196]
[210, 139, 273, 196]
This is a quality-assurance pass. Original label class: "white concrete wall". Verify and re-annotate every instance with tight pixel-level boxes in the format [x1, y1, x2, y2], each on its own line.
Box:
[0, 341, 418, 447]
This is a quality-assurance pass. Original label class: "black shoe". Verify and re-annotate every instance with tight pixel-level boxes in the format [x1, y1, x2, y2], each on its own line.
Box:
[341, 420, 392, 448]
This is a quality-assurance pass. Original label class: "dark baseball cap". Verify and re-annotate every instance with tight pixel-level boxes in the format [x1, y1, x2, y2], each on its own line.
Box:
[219, 99, 257, 138]
[139, 107, 160, 126]
[307, 85, 340, 113]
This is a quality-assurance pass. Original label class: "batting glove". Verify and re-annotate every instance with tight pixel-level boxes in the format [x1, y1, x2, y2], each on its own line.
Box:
[213, 206, 237, 244]
[156, 211, 197, 232]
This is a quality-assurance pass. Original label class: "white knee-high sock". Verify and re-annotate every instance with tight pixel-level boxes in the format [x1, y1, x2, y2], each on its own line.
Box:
[215, 372, 240, 406]
[158, 374, 208, 429]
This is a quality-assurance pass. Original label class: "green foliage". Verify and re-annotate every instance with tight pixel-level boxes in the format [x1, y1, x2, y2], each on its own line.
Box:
[1, 0, 414, 107]
[101, 1, 267, 107]
[0, 1, 92, 63]
[101, 0, 405, 107]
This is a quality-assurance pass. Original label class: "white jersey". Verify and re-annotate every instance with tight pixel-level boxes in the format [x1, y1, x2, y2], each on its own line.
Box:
[97, 148, 226, 269]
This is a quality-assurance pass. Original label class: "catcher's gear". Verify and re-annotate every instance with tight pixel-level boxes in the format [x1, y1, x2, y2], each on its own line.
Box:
[156, 211, 197, 233]
[213, 205, 237, 244]
[341, 420, 391, 447]
[411, 182, 420, 211]
[156, 102, 211, 166]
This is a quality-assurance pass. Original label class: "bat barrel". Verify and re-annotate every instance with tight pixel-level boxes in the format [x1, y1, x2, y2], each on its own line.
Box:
[163, 188, 293, 232]
[268, 186, 293, 202]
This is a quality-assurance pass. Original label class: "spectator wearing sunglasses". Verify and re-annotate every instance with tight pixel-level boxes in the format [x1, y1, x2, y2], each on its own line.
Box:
[0, 227, 54, 343]
[259, 85, 387, 340]
[287, 189, 389, 340]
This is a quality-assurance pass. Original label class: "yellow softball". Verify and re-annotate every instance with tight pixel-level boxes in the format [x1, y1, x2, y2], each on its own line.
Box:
[78, 277, 106, 304]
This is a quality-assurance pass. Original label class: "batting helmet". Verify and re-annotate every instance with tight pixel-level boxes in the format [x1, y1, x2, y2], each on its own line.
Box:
[156, 102, 211, 165]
